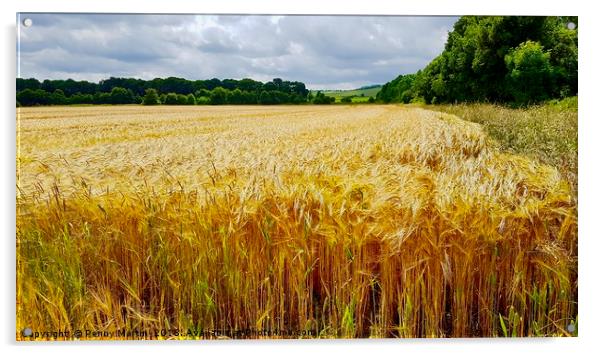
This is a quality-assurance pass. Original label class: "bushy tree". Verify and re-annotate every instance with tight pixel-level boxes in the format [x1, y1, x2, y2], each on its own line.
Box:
[142, 88, 160, 105]
[376, 74, 415, 103]
[194, 89, 211, 98]
[540, 17, 578, 97]
[17, 89, 50, 106]
[186, 93, 196, 105]
[164, 93, 179, 105]
[16, 78, 41, 91]
[271, 91, 291, 104]
[378, 16, 578, 105]
[109, 87, 135, 104]
[93, 92, 111, 104]
[176, 94, 188, 105]
[69, 93, 94, 105]
[210, 87, 228, 105]
[50, 89, 67, 105]
[196, 96, 210, 105]
[242, 90, 258, 104]
[312, 91, 335, 104]
[259, 91, 274, 105]
[504, 40, 554, 104]
[229, 89, 244, 104]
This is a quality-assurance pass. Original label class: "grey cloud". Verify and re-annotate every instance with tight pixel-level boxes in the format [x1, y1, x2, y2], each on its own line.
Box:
[17, 14, 458, 89]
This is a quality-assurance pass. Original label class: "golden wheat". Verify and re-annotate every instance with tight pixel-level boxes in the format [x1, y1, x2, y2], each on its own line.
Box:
[16, 105, 577, 339]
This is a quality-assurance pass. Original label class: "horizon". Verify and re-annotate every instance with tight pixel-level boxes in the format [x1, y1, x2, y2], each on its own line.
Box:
[16, 75, 383, 92]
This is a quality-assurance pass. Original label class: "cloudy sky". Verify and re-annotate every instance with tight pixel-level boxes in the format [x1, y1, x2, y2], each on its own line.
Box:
[17, 14, 458, 89]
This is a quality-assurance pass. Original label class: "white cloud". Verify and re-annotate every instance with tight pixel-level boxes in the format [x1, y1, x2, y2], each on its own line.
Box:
[18, 14, 458, 89]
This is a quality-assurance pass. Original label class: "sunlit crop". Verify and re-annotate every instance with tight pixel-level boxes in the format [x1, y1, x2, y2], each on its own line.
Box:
[16, 105, 577, 339]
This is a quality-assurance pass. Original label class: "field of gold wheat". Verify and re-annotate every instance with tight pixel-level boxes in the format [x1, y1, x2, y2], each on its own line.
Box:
[16, 105, 577, 339]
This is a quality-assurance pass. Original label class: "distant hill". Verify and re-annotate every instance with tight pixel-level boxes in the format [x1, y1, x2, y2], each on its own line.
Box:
[311, 85, 382, 102]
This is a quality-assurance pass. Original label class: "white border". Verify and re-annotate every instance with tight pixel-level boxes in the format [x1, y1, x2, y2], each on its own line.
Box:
[2, 1, 601, 353]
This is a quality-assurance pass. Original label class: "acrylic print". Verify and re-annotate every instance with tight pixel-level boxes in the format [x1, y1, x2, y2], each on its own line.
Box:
[16, 14, 578, 340]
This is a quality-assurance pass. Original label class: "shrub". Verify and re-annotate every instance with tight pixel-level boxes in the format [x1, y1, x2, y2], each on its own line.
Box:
[109, 87, 135, 104]
[312, 91, 335, 104]
[210, 87, 229, 105]
[505, 41, 554, 105]
[142, 89, 160, 105]
[164, 93, 179, 105]
[176, 94, 188, 105]
[196, 96, 210, 105]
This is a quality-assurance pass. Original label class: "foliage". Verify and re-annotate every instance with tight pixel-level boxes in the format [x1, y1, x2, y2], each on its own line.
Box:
[312, 91, 335, 104]
[376, 74, 415, 103]
[163, 93, 180, 105]
[378, 16, 577, 105]
[210, 87, 229, 105]
[195, 96, 210, 105]
[17, 77, 310, 106]
[142, 88, 160, 106]
[186, 93, 196, 105]
[504, 41, 554, 105]
[109, 87, 135, 105]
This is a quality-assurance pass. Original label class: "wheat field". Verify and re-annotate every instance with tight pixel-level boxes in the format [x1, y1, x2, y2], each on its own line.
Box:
[16, 105, 577, 339]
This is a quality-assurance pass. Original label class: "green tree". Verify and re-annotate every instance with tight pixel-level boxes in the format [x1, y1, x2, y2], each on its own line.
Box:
[379, 16, 577, 105]
[242, 91, 257, 104]
[196, 96, 210, 105]
[259, 91, 275, 105]
[376, 74, 415, 103]
[109, 87, 134, 104]
[229, 89, 244, 104]
[50, 89, 67, 105]
[17, 76, 312, 106]
[93, 92, 111, 104]
[142, 88, 160, 105]
[69, 93, 94, 105]
[195, 89, 211, 98]
[540, 17, 578, 97]
[312, 91, 335, 104]
[164, 93, 179, 105]
[17, 89, 50, 106]
[186, 93, 196, 105]
[504, 40, 554, 104]
[177, 94, 188, 105]
[210, 87, 228, 105]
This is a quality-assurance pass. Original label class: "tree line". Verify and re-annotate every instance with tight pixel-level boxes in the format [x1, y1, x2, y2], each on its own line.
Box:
[16, 77, 314, 106]
[377, 16, 578, 105]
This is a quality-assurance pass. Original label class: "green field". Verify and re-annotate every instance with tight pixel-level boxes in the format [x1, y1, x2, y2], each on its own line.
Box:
[312, 86, 381, 102]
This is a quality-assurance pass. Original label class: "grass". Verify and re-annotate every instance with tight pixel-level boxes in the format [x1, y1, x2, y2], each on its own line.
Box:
[16, 105, 577, 339]
[313, 86, 381, 103]
[422, 97, 578, 196]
